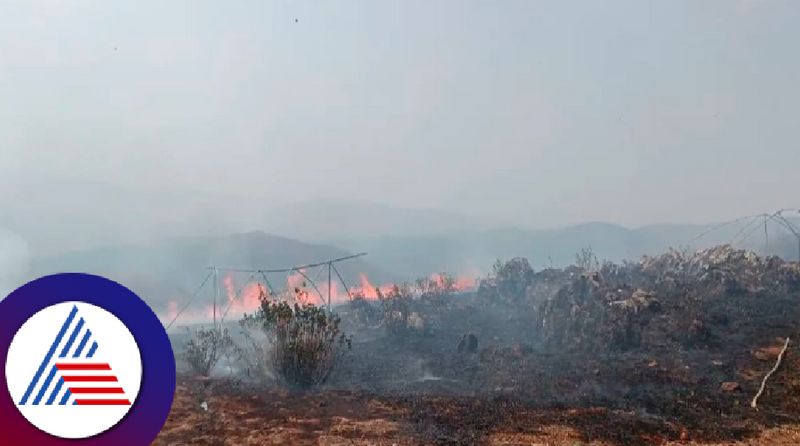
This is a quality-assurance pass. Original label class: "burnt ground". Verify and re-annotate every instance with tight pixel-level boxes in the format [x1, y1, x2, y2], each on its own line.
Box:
[155, 366, 800, 446]
[156, 247, 800, 445]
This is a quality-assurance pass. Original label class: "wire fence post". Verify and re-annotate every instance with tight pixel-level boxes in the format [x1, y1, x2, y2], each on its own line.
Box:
[212, 267, 218, 328]
[327, 262, 332, 311]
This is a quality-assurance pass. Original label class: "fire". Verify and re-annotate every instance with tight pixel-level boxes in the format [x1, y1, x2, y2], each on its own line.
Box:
[224, 282, 266, 316]
[208, 274, 264, 318]
[223, 275, 235, 304]
[429, 273, 451, 290]
[350, 273, 395, 300]
[357, 273, 379, 299]
[347, 271, 478, 301]
[429, 272, 478, 292]
[162, 269, 482, 326]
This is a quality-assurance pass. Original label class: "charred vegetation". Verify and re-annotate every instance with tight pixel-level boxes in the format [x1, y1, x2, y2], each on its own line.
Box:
[170, 245, 800, 445]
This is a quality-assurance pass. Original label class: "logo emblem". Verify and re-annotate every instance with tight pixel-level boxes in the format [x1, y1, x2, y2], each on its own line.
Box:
[7, 302, 142, 438]
[0, 274, 175, 445]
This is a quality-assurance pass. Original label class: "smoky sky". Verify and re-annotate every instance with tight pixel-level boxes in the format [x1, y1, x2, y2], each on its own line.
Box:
[1, 0, 799, 230]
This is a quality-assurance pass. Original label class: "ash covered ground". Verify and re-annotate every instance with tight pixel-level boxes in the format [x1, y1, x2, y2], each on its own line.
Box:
[157, 245, 800, 445]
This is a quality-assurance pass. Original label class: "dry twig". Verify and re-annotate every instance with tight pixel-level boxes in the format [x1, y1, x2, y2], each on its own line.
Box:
[751, 337, 790, 409]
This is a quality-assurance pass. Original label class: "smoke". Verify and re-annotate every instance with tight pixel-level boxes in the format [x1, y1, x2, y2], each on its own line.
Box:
[0, 226, 30, 298]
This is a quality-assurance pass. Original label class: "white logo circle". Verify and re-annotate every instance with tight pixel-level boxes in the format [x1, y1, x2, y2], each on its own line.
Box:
[4, 301, 142, 439]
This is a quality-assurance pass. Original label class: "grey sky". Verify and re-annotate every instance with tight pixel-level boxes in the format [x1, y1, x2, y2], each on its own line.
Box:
[1, 0, 798, 230]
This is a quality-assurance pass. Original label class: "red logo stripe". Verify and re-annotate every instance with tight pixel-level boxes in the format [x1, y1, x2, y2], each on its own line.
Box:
[63, 376, 119, 382]
[74, 399, 131, 406]
[68, 387, 125, 394]
[55, 363, 111, 370]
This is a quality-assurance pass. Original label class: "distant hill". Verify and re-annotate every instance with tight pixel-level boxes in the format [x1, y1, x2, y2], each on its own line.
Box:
[28, 231, 397, 314]
[7, 184, 799, 304]
[260, 199, 497, 241]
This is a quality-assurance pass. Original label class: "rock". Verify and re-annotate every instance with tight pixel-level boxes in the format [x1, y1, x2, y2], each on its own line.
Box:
[720, 382, 741, 392]
[752, 345, 783, 361]
[752, 350, 770, 361]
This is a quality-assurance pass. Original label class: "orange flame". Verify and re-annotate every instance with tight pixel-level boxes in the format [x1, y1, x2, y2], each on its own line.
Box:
[429, 272, 478, 292]
[224, 282, 266, 317]
[162, 269, 481, 326]
[223, 275, 235, 304]
[358, 273, 379, 299]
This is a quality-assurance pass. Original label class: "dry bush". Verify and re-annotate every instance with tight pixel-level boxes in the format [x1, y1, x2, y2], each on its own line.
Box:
[352, 277, 454, 336]
[414, 273, 457, 330]
[415, 273, 456, 298]
[575, 246, 600, 272]
[378, 283, 415, 336]
[345, 293, 382, 327]
[242, 297, 349, 390]
[478, 257, 535, 304]
[183, 326, 234, 377]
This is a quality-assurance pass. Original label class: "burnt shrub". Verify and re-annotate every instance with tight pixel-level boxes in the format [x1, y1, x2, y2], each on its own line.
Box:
[478, 257, 535, 304]
[415, 273, 456, 298]
[378, 283, 416, 336]
[183, 326, 234, 377]
[575, 246, 600, 273]
[241, 298, 348, 390]
[344, 294, 382, 327]
[355, 277, 453, 337]
[414, 273, 456, 331]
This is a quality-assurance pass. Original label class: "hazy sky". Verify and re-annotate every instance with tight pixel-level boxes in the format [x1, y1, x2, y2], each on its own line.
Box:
[1, 0, 798, 229]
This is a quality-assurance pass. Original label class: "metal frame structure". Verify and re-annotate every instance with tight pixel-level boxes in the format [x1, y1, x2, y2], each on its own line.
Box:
[689, 208, 800, 261]
[165, 253, 367, 330]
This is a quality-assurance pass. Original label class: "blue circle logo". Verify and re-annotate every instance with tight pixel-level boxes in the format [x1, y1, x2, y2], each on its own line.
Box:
[0, 273, 175, 445]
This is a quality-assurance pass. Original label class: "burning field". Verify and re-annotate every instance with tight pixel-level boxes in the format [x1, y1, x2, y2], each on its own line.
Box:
[156, 246, 800, 445]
